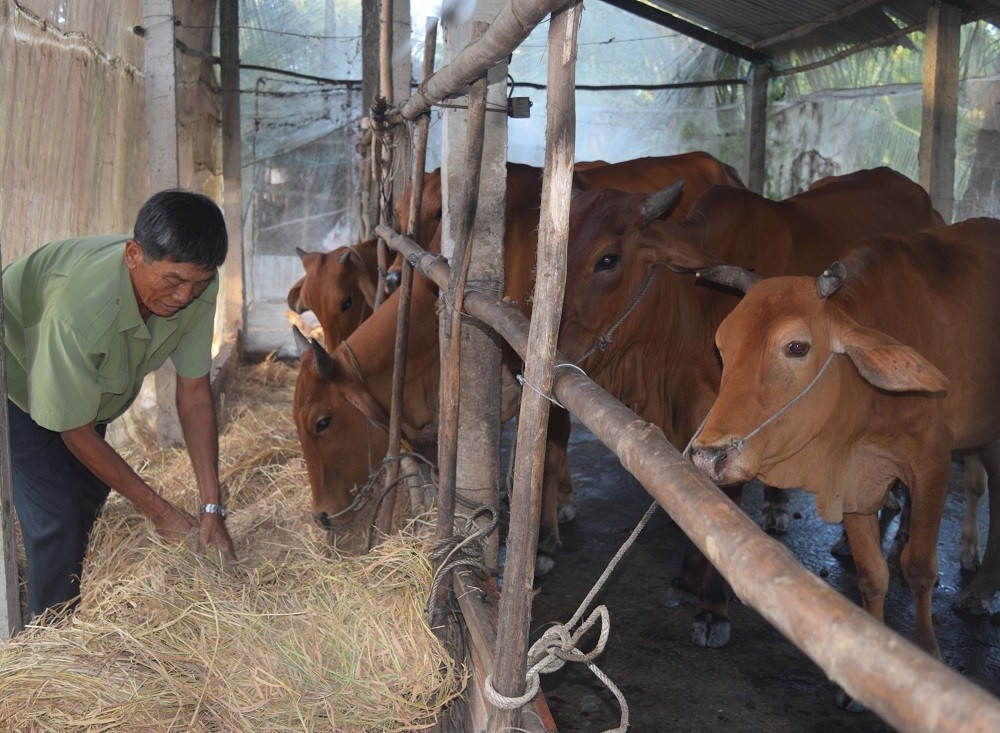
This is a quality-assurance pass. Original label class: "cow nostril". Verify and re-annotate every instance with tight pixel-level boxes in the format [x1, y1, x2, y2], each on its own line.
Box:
[690, 445, 731, 481]
[313, 512, 333, 529]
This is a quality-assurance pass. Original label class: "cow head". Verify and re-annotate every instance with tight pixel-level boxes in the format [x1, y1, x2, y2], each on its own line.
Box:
[560, 181, 730, 363]
[688, 265, 949, 487]
[287, 243, 379, 349]
[292, 333, 391, 529]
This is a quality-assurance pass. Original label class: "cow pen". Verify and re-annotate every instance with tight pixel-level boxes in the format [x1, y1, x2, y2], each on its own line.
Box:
[2, 1, 1000, 731]
[362, 0, 1000, 731]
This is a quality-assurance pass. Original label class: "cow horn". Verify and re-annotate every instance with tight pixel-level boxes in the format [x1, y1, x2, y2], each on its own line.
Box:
[338, 250, 351, 265]
[696, 264, 761, 294]
[295, 246, 309, 260]
[640, 180, 685, 222]
[816, 262, 847, 299]
[292, 325, 310, 356]
[309, 337, 337, 380]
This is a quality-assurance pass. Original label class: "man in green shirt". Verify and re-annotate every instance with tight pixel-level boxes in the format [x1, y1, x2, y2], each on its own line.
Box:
[3, 190, 237, 619]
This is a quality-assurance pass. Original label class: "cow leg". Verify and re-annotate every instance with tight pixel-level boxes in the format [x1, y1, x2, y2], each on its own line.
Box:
[834, 512, 888, 712]
[663, 484, 743, 648]
[899, 465, 948, 658]
[960, 453, 986, 572]
[549, 407, 577, 523]
[535, 412, 570, 577]
[954, 442, 1000, 614]
[760, 484, 790, 534]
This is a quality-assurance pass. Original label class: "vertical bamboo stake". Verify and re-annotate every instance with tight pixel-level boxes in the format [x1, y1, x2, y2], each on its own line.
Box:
[432, 22, 490, 613]
[488, 2, 581, 730]
[373, 17, 439, 541]
[373, 0, 395, 308]
[0, 247, 22, 638]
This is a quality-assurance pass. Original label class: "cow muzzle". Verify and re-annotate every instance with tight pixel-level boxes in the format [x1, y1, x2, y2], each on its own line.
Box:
[688, 442, 741, 485]
[312, 510, 352, 530]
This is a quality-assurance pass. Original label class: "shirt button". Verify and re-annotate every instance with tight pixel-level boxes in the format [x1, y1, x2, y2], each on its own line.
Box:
[115, 298, 121, 305]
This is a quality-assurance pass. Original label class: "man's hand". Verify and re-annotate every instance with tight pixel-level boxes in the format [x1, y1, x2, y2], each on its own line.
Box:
[147, 497, 198, 542]
[198, 513, 237, 561]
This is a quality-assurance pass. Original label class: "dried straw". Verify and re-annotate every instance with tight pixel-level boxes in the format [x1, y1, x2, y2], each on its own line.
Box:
[0, 359, 464, 732]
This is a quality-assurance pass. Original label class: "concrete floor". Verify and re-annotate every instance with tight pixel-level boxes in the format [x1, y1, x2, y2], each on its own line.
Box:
[522, 418, 1000, 732]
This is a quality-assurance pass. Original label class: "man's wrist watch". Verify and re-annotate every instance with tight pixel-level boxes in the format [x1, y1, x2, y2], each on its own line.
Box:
[200, 502, 229, 519]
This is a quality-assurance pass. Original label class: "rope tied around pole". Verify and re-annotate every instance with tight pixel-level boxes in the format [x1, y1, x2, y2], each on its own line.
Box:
[426, 505, 499, 622]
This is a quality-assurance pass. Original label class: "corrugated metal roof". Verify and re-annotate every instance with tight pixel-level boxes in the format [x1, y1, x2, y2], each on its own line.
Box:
[625, 0, 1000, 55]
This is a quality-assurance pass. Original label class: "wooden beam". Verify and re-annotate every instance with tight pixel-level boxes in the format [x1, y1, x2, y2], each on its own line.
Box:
[744, 62, 769, 194]
[598, 0, 769, 63]
[219, 0, 244, 344]
[755, 0, 888, 50]
[143, 0, 185, 449]
[919, 2, 961, 223]
[0, 269, 23, 638]
[489, 2, 580, 729]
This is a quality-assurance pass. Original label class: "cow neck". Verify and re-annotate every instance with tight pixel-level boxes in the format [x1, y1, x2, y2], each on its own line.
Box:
[574, 265, 660, 366]
[685, 352, 837, 458]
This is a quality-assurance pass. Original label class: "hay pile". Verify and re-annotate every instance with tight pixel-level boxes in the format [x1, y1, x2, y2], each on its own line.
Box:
[0, 360, 464, 732]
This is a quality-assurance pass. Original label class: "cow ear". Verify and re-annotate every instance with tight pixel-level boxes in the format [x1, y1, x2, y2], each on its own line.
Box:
[287, 277, 305, 312]
[838, 326, 949, 393]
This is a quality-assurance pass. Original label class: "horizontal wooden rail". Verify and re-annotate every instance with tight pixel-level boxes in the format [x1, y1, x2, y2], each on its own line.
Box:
[376, 223, 1000, 733]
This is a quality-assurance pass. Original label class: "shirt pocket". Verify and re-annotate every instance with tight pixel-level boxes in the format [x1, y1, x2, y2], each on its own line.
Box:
[96, 352, 130, 395]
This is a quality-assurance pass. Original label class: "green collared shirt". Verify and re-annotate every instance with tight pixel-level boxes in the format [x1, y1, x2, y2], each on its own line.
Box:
[3, 235, 217, 431]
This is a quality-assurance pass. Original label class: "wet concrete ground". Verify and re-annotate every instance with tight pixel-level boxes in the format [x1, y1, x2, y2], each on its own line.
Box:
[516, 418, 1000, 732]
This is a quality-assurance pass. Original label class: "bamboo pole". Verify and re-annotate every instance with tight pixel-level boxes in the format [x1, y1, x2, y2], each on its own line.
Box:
[0, 248, 23, 638]
[372, 0, 395, 308]
[489, 3, 580, 729]
[377, 223, 1000, 733]
[373, 17, 439, 542]
[396, 0, 571, 122]
[432, 23, 491, 615]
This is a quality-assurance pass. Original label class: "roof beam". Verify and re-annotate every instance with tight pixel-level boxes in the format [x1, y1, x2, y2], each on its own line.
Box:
[597, 0, 770, 63]
[755, 0, 890, 50]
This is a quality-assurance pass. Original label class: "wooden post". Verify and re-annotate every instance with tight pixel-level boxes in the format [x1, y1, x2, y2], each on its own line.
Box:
[219, 0, 244, 344]
[919, 2, 961, 223]
[0, 264, 23, 638]
[744, 61, 769, 194]
[374, 18, 439, 540]
[433, 24, 490, 590]
[489, 2, 581, 730]
[360, 0, 380, 237]
[143, 0, 184, 448]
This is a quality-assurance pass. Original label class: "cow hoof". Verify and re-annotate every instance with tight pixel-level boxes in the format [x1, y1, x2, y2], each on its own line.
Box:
[557, 503, 577, 523]
[960, 551, 981, 573]
[691, 611, 730, 648]
[535, 553, 556, 577]
[660, 584, 698, 609]
[761, 507, 790, 535]
[952, 591, 994, 616]
[834, 688, 867, 713]
[830, 532, 853, 558]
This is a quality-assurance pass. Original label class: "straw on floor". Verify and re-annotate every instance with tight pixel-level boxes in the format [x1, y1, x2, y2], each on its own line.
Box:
[0, 359, 464, 732]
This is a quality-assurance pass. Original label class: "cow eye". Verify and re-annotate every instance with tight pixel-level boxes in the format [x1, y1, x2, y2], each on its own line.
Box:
[316, 416, 332, 433]
[340, 296, 353, 312]
[786, 341, 810, 357]
[595, 253, 619, 272]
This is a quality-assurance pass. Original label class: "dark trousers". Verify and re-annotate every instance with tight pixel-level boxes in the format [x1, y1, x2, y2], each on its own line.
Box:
[8, 400, 110, 619]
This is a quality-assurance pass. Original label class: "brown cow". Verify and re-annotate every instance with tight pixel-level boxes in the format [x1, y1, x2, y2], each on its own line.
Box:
[293, 154, 744, 571]
[557, 167, 946, 647]
[287, 240, 380, 347]
[686, 218, 1000, 691]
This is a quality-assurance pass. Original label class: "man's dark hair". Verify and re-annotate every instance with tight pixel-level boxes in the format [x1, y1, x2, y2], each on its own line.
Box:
[133, 190, 228, 269]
